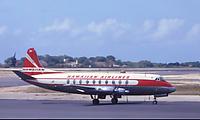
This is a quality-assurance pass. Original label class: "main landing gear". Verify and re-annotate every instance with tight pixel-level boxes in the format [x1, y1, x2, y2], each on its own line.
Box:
[110, 95, 120, 104]
[152, 96, 158, 104]
[90, 94, 120, 105]
[92, 99, 99, 105]
[91, 95, 100, 105]
[111, 98, 118, 104]
[91, 94, 158, 105]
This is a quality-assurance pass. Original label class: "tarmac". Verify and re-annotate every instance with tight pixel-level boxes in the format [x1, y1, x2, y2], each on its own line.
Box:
[0, 99, 200, 118]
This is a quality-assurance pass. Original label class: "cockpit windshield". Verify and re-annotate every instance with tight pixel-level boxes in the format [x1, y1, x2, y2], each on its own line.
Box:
[155, 77, 166, 82]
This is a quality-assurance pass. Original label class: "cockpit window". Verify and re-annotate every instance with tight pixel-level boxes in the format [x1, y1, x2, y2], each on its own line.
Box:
[155, 77, 166, 81]
[160, 77, 166, 82]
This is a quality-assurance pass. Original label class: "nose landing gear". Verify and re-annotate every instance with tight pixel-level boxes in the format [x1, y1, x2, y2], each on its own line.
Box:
[153, 96, 158, 104]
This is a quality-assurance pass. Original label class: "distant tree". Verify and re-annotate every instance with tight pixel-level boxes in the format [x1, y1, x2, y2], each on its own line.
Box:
[182, 61, 200, 67]
[89, 57, 96, 62]
[153, 63, 167, 68]
[138, 60, 154, 68]
[78, 57, 88, 63]
[95, 56, 106, 62]
[2, 52, 200, 68]
[167, 62, 180, 67]
[4, 53, 17, 67]
[115, 60, 123, 66]
[106, 55, 116, 67]
[63, 55, 74, 63]
[16, 57, 25, 67]
[88, 57, 96, 67]
[106, 55, 116, 62]
[78, 57, 91, 67]
[43, 55, 59, 67]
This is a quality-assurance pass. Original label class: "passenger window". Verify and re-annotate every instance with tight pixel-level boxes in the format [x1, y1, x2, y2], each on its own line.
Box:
[119, 80, 122, 85]
[125, 80, 128, 85]
[73, 80, 75, 84]
[99, 80, 101, 84]
[112, 80, 115, 85]
[67, 79, 70, 84]
[79, 80, 82, 84]
[93, 80, 95, 84]
[86, 80, 89, 84]
[105, 80, 108, 84]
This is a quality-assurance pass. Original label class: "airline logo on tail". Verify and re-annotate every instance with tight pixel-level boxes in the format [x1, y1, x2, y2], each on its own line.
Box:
[22, 48, 45, 75]
[22, 48, 61, 76]
[23, 48, 43, 68]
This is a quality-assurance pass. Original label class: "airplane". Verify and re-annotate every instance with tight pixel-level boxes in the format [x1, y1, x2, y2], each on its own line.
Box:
[13, 48, 176, 105]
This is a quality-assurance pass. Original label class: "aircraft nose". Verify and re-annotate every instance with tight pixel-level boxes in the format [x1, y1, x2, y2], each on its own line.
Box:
[168, 87, 176, 93]
[166, 81, 176, 93]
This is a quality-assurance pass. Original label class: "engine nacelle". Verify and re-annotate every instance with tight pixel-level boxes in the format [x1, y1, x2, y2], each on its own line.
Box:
[95, 86, 115, 92]
[114, 88, 129, 94]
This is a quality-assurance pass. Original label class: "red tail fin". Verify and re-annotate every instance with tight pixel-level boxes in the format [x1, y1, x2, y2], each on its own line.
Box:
[23, 48, 43, 68]
[22, 48, 61, 76]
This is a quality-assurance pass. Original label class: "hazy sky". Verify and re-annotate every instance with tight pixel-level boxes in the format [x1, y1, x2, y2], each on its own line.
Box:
[0, 0, 200, 63]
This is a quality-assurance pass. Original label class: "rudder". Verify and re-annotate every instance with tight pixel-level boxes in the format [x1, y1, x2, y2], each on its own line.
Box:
[23, 48, 43, 68]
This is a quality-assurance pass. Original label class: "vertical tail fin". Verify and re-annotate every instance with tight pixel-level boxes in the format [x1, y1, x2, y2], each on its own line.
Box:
[21, 48, 60, 76]
[23, 48, 43, 68]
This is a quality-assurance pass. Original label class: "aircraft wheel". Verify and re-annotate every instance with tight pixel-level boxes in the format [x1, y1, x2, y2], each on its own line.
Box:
[92, 99, 99, 105]
[153, 96, 158, 104]
[152, 101, 158, 104]
[111, 98, 118, 104]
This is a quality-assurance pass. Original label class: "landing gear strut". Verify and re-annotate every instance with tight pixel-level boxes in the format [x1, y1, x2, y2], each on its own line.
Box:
[152, 96, 158, 104]
[91, 95, 100, 105]
[90, 94, 120, 105]
[92, 99, 99, 105]
[110, 94, 120, 104]
[111, 98, 118, 104]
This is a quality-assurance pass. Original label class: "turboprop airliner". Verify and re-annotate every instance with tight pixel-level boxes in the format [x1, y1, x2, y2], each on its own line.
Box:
[13, 48, 176, 105]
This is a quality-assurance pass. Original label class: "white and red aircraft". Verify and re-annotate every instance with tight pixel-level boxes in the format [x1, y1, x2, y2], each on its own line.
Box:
[13, 48, 176, 105]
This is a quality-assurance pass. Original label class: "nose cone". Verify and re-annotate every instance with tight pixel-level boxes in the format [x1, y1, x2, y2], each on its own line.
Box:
[168, 87, 176, 93]
[166, 81, 176, 93]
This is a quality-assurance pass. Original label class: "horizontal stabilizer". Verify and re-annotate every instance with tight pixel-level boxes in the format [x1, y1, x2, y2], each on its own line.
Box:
[13, 70, 36, 80]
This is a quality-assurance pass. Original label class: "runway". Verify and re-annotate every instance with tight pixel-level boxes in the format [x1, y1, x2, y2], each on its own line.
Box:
[0, 99, 200, 118]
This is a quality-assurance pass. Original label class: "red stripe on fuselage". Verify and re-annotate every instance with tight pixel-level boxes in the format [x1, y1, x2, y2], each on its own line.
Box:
[138, 80, 172, 87]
